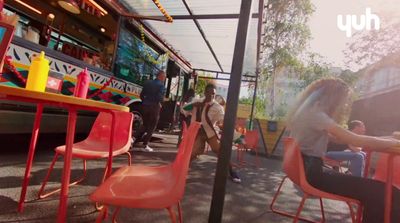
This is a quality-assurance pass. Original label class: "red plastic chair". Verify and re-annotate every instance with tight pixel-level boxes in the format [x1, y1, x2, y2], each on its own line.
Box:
[235, 130, 260, 167]
[373, 153, 400, 189]
[38, 111, 133, 199]
[270, 137, 361, 223]
[90, 122, 201, 223]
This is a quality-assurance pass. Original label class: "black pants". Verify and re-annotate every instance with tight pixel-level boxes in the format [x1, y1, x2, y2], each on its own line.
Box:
[302, 154, 400, 223]
[136, 104, 161, 146]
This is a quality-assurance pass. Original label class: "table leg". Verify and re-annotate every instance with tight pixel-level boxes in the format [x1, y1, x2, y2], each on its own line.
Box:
[57, 109, 77, 223]
[105, 111, 116, 178]
[18, 103, 43, 212]
[384, 154, 394, 223]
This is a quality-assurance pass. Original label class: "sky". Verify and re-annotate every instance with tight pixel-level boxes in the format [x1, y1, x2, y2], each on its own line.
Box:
[219, 0, 400, 99]
[309, 0, 400, 70]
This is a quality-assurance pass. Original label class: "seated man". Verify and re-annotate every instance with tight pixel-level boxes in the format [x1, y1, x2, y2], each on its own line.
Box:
[325, 120, 366, 177]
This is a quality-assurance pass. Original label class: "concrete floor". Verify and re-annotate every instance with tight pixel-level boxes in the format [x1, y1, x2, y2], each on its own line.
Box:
[0, 133, 354, 223]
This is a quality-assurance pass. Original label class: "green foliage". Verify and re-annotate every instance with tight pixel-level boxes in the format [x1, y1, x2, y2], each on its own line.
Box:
[194, 71, 217, 96]
[195, 78, 208, 96]
[337, 69, 359, 87]
[251, 0, 362, 121]
[260, 0, 314, 118]
[259, 52, 359, 121]
[297, 52, 331, 88]
[344, 17, 400, 70]
[239, 97, 267, 119]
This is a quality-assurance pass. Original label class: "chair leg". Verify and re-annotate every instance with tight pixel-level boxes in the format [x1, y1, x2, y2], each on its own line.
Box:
[356, 204, 362, 223]
[95, 162, 112, 211]
[319, 198, 325, 222]
[270, 176, 288, 212]
[38, 154, 87, 199]
[95, 201, 104, 211]
[177, 201, 183, 223]
[255, 148, 260, 168]
[101, 161, 110, 183]
[294, 194, 308, 223]
[270, 176, 321, 223]
[346, 202, 358, 223]
[125, 152, 132, 166]
[38, 153, 59, 199]
[95, 205, 108, 223]
[96, 151, 130, 211]
[166, 206, 177, 223]
[112, 207, 121, 223]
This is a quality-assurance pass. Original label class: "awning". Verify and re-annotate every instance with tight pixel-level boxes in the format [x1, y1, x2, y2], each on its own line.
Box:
[114, 0, 261, 74]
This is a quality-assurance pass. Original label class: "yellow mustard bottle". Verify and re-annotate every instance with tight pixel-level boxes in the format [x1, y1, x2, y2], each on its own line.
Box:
[26, 51, 50, 92]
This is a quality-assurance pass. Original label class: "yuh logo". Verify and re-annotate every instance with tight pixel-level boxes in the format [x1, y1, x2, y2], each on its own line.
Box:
[337, 8, 380, 37]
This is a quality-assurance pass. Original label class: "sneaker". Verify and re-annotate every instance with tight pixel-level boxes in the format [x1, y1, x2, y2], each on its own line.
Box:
[141, 145, 154, 152]
[229, 170, 241, 183]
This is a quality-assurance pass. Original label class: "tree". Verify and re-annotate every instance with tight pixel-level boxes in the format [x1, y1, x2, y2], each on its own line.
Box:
[344, 17, 400, 70]
[257, 51, 357, 121]
[195, 78, 208, 96]
[260, 0, 314, 118]
[194, 71, 216, 96]
[239, 96, 267, 119]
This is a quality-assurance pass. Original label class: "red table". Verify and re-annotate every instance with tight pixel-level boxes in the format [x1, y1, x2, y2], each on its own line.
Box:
[0, 85, 129, 223]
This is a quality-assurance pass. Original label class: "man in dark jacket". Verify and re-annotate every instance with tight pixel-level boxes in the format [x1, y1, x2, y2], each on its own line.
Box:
[134, 71, 166, 152]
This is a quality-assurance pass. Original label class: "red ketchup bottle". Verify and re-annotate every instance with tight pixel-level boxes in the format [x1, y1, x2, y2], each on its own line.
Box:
[74, 68, 90, 98]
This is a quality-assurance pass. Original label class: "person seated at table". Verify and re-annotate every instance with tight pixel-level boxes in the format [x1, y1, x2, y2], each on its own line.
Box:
[325, 120, 367, 177]
[287, 77, 400, 223]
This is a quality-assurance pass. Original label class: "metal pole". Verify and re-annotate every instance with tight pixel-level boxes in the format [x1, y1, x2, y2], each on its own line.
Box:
[198, 76, 256, 82]
[193, 68, 231, 75]
[111, 16, 122, 72]
[208, 0, 253, 222]
[249, 0, 264, 129]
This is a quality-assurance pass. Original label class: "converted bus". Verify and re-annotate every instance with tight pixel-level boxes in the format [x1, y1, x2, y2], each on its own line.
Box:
[1, 0, 193, 143]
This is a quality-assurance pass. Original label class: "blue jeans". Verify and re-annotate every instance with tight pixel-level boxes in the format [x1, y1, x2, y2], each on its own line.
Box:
[325, 151, 366, 177]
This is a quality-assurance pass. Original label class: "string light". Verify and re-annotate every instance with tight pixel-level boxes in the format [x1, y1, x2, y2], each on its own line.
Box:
[140, 24, 145, 43]
[87, 0, 108, 15]
[138, 24, 162, 66]
[151, 0, 173, 23]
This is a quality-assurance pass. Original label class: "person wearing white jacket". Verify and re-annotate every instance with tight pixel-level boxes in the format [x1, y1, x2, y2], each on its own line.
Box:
[181, 84, 241, 183]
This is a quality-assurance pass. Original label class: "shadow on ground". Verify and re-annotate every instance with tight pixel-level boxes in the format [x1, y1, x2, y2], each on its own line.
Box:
[0, 133, 354, 223]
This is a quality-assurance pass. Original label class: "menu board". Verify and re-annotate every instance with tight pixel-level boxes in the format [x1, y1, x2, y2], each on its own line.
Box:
[0, 22, 14, 64]
[0, 27, 6, 40]
[114, 27, 167, 86]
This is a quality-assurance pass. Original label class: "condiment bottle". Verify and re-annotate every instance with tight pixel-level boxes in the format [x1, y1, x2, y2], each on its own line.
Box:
[74, 68, 90, 98]
[26, 51, 50, 92]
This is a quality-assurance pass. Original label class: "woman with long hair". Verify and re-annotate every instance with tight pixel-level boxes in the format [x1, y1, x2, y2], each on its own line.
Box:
[287, 78, 400, 222]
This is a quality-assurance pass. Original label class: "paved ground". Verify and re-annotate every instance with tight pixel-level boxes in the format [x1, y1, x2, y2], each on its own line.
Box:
[0, 133, 354, 223]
